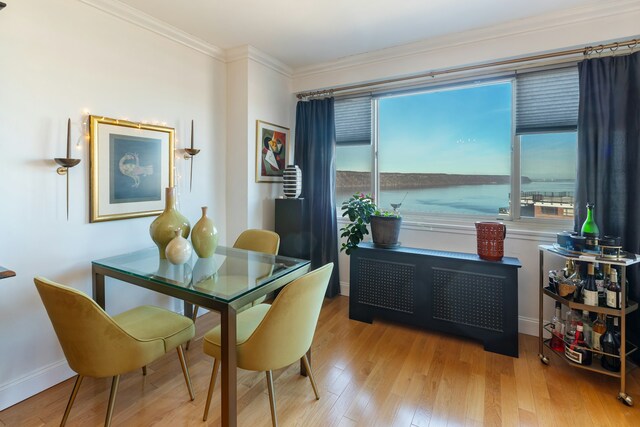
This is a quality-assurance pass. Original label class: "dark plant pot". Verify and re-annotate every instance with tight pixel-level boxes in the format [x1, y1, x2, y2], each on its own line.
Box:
[370, 215, 402, 248]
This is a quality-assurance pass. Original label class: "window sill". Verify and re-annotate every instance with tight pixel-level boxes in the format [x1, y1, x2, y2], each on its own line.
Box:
[338, 213, 572, 242]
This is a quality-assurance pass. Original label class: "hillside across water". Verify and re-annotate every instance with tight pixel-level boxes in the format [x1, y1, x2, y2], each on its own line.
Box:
[337, 171, 532, 189]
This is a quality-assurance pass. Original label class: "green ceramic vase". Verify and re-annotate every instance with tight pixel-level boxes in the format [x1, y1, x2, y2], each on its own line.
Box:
[191, 206, 219, 258]
[149, 187, 191, 259]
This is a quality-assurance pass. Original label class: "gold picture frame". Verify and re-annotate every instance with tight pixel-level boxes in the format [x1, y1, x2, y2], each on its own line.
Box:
[255, 120, 289, 182]
[89, 116, 175, 222]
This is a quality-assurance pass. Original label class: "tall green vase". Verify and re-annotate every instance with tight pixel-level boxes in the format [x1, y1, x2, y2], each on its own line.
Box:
[149, 187, 191, 259]
[191, 206, 219, 258]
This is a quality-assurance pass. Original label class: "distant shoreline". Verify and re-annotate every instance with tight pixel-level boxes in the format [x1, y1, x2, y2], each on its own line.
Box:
[337, 171, 532, 189]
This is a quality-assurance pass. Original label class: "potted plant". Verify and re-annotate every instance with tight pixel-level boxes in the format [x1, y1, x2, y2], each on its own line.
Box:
[340, 193, 402, 254]
[370, 210, 402, 248]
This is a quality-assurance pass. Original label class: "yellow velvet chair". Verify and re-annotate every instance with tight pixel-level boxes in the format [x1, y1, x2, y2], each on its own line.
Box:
[34, 277, 195, 427]
[189, 229, 280, 325]
[202, 263, 333, 426]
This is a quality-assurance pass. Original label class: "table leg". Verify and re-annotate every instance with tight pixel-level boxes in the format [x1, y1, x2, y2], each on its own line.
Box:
[93, 268, 105, 309]
[183, 301, 193, 319]
[221, 305, 237, 427]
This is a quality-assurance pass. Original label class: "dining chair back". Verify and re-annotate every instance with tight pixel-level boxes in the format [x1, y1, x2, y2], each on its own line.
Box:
[35, 277, 195, 427]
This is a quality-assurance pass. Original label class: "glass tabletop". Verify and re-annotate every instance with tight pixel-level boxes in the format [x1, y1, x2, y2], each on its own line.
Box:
[92, 246, 310, 303]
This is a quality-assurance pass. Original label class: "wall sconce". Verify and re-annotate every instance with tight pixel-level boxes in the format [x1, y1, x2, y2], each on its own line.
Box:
[54, 118, 81, 220]
[183, 120, 200, 192]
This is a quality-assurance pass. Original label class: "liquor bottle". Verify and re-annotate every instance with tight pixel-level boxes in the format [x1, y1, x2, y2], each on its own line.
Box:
[580, 310, 593, 347]
[592, 313, 606, 352]
[582, 263, 599, 306]
[569, 265, 584, 303]
[606, 268, 621, 309]
[565, 322, 592, 365]
[597, 264, 610, 306]
[600, 315, 621, 372]
[550, 302, 565, 351]
[564, 309, 576, 343]
[581, 203, 600, 238]
[562, 260, 575, 279]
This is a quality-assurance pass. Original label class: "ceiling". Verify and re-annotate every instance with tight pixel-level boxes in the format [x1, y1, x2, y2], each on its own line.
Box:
[116, 0, 604, 69]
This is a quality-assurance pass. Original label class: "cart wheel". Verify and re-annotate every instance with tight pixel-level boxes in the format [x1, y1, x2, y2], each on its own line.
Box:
[618, 393, 633, 406]
[538, 354, 549, 365]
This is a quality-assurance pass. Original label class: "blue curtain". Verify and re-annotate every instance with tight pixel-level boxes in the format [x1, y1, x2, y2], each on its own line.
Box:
[294, 98, 341, 297]
[575, 51, 640, 360]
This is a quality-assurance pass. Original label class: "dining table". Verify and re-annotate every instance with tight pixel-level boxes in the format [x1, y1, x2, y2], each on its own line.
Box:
[92, 245, 311, 427]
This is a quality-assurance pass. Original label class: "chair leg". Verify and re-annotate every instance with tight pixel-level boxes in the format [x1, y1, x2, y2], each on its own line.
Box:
[266, 370, 278, 427]
[185, 305, 199, 350]
[60, 374, 83, 427]
[142, 366, 147, 376]
[176, 345, 195, 401]
[301, 354, 320, 400]
[104, 375, 120, 427]
[203, 358, 220, 421]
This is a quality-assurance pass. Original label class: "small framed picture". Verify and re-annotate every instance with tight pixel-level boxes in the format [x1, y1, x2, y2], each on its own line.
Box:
[255, 120, 289, 182]
[89, 116, 174, 222]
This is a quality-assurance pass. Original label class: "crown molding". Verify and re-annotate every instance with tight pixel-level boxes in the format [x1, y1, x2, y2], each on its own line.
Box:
[79, 0, 226, 61]
[226, 45, 293, 77]
[293, 0, 640, 78]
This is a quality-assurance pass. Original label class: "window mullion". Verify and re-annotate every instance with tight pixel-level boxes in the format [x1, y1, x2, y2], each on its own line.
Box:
[372, 98, 379, 203]
[511, 80, 521, 221]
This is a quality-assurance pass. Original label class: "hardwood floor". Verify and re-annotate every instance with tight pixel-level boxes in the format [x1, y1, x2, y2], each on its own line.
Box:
[2, 296, 639, 426]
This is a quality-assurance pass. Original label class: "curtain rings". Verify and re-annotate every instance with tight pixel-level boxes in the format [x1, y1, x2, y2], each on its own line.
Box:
[630, 39, 639, 51]
[583, 46, 594, 56]
[610, 42, 619, 53]
[594, 45, 605, 55]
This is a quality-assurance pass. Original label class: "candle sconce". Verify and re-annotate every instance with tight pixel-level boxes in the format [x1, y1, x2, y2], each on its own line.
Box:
[55, 118, 81, 220]
[183, 120, 200, 191]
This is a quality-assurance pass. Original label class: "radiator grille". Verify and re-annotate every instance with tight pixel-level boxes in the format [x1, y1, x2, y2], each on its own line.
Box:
[432, 267, 504, 332]
[356, 258, 415, 313]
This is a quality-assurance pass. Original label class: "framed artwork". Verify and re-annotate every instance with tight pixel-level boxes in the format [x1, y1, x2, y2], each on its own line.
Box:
[255, 120, 289, 182]
[89, 116, 174, 222]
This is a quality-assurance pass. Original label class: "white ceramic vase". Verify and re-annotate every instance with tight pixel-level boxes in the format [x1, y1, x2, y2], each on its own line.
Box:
[165, 229, 193, 265]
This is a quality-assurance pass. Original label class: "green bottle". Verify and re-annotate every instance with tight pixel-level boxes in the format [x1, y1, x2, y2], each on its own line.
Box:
[581, 203, 600, 238]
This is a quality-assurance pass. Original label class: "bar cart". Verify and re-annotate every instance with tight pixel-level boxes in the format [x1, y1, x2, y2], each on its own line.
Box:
[538, 244, 639, 406]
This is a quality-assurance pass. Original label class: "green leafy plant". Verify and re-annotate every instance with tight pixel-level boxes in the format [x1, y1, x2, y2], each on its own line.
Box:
[340, 193, 377, 254]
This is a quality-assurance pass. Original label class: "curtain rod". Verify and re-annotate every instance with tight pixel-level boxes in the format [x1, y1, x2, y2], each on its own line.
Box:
[296, 37, 639, 99]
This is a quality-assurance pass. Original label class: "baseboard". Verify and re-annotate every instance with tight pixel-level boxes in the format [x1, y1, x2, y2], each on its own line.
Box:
[339, 285, 539, 337]
[0, 359, 74, 411]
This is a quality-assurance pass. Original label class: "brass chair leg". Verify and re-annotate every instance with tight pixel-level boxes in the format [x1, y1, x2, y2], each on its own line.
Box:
[301, 354, 320, 400]
[266, 370, 278, 427]
[185, 305, 199, 350]
[203, 358, 220, 421]
[176, 345, 195, 401]
[104, 375, 120, 427]
[60, 374, 84, 427]
[142, 366, 147, 376]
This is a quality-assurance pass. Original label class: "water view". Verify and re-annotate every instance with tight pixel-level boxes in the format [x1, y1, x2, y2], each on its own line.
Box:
[337, 180, 575, 217]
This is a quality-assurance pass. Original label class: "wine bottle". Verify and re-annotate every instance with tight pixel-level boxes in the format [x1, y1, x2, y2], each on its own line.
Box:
[550, 302, 564, 351]
[597, 264, 610, 306]
[606, 268, 621, 309]
[600, 315, 621, 372]
[580, 310, 593, 347]
[565, 323, 592, 366]
[582, 263, 598, 306]
[581, 203, 600, 238]
[592, 313, 606, 351]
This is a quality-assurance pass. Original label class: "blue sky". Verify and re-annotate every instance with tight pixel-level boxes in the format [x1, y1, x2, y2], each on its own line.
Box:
[337, 80, 577, 180]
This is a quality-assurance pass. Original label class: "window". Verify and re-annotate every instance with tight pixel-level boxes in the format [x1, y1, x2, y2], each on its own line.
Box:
[335, 65, 579, 224]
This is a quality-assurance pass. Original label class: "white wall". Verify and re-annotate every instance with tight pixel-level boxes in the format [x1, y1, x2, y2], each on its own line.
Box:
[0, 0, 226, 410]
[292, 4, 640, 337]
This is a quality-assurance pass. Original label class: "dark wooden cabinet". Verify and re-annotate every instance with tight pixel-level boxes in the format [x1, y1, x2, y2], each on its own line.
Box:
[275, 198, 310, 259]
[349, 243, 521, 357]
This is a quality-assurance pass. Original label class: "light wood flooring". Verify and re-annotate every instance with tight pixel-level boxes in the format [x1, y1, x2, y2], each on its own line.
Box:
[2, 296, 639, 426]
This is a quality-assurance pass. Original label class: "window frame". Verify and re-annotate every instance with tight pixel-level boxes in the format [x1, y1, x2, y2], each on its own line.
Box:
[336, 72, 577, 233]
